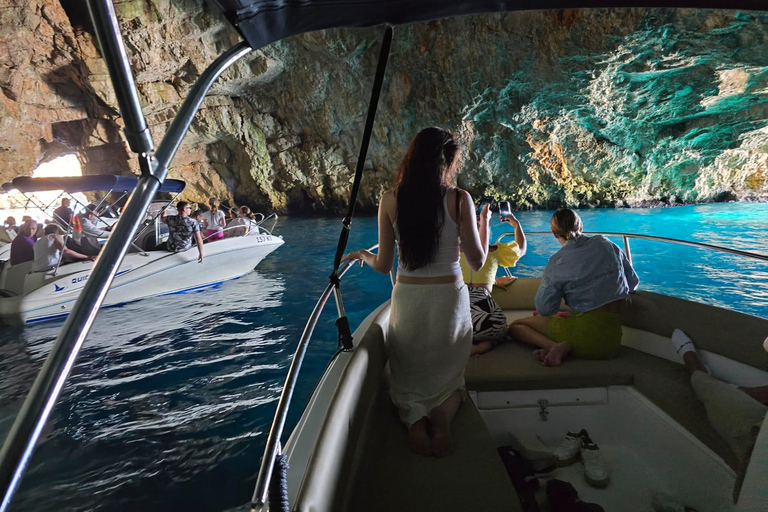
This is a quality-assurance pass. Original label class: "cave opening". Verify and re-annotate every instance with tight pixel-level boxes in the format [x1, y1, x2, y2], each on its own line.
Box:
[58, 0, 95, 35]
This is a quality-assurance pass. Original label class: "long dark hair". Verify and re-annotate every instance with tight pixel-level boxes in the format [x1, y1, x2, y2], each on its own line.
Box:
[394, 127, 460, 270]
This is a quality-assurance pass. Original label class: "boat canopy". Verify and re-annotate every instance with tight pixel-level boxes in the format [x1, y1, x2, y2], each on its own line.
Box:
[11, 175, 186, 194]
[211, 0, 768, 51]
[1, 183, 15, 193]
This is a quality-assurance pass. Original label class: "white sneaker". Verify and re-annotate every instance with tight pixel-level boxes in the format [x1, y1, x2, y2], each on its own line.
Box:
[580, 438, 609, 487]
[552, 429, 588, 466]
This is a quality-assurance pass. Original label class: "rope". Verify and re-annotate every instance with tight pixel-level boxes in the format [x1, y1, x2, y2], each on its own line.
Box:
[267, 454, 289, 512]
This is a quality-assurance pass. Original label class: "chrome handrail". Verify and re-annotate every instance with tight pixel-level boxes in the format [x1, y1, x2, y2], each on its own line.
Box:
[255, 213, 278, 235]
[494, 231, 768, 264]
[251, 244, 379, 509]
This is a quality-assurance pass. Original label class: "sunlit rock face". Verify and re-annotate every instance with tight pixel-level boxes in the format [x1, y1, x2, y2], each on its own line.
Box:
[1, 2, 766, 212]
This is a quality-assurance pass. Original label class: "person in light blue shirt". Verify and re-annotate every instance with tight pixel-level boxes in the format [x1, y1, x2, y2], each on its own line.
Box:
[509, 208, 638, 366]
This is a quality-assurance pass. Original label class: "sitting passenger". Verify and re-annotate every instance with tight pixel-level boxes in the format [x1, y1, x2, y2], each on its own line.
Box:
[33, 224, 94, 271]
[460, 210, 526, 355]
[10, 219, 37, 266]
[201, 197, 225, 241]
[78, 204, 112, 256]
[161, 201, 204, 263]
[191, 209, 204, 230]
[509, 208, 638, 366]
[53, 197, 74, 227]
[672, 329, 767, 501]
[4, 216, 18, 235]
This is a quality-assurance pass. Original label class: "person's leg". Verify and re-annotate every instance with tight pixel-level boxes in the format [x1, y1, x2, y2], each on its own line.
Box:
[408, 417, 431, 456]
[739, 386, 768, 406]
[471, 340, 495, 356]
[429, 389, 462, 457]
[509, 315, 557, 350]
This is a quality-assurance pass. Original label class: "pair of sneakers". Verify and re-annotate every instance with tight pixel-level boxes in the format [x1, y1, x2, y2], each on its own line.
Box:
[552, 429, 609, 488]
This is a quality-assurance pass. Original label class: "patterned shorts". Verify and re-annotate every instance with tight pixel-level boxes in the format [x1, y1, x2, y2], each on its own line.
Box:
[468, 287, 509, 344]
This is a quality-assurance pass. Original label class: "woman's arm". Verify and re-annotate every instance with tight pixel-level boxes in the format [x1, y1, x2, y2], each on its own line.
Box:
[534, 262, 564, 316]
[341, 191, 396, 274]
[218, 212, 226, 228]
[458, 190, 489, 271]
[501, 213, 527, 256]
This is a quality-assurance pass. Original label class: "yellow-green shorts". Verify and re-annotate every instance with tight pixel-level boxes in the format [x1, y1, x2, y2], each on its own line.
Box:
[546, 310, 622, 359]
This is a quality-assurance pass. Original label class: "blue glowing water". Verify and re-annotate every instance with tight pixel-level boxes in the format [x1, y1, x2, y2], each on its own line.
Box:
[0, 203, 766, 511]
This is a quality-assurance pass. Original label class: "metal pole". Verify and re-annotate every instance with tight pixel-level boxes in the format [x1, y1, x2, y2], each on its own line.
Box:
[86, 0, 154, 154]
[251, 283, 337, 508]
[623, 235, 633, 266]
[0, 176, 161, 512]
[0, 2, 254, 509]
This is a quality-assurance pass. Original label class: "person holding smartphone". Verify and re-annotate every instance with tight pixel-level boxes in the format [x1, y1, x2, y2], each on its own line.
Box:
[342, 127, 490, 457]
[460, 201, 527, 355]
[509, 208, 638, 366]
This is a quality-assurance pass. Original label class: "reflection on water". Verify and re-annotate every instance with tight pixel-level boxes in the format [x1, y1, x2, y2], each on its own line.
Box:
[0, 204, 766, 511]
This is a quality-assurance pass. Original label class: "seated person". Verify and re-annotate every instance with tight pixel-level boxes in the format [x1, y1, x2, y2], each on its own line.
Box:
[509, 208, 639, 366]
[4, 216, 18, 236]
[225, 205, 256, 237]
[201, 197, 225, 241]
[160, 201, 204, 263]
[78, 204, 112, 256]
[53, 197, 74, 227]
[672, 329, 767, 501]
[192, 209, 204, 230]
[460, 211, 526, 355]
[10, 218, 37, 266]
[33, 224, 94, 271]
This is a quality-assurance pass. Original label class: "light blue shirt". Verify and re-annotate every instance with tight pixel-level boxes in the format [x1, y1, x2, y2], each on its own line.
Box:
[535, 235, 639, 316]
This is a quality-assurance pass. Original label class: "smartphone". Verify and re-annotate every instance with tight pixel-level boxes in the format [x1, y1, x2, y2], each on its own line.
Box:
[498, 201, 511, 220]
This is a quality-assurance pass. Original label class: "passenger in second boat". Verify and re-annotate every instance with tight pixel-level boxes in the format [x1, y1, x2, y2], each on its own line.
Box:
[460, 208, 527, 356]
[201, 197, 226, 241]
[33, 224, 95, 271]
[161, 201, 204, 263]
[509, 208, 639, 366]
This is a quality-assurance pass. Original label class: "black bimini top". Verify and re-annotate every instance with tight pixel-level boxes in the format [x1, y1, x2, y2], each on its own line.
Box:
[211, 0, 768, 50]
[11, 175, 186, 194]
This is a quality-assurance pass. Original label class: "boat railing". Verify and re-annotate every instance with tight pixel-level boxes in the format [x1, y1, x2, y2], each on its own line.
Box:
[251, 243, 378, 510]
[494, 231, 768, 278]
[254, 212, 278, 235]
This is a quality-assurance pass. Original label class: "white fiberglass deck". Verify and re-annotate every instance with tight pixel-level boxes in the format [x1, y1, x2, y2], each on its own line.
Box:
[476, 386, 736, 512]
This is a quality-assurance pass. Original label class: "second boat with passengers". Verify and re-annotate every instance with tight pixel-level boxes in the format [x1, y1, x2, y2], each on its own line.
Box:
[0, 174, 284, 325]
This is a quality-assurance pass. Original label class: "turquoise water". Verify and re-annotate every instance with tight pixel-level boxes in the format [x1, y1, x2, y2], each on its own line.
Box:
[0, 203, 766, 511]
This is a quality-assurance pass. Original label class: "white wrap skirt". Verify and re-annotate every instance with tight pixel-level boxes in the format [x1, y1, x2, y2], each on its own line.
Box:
[387, 281, 472, 426]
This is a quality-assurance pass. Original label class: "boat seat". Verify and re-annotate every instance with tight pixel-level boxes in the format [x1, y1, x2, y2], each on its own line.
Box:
[295, 305, 522, 512]
[466, 332, 742, 472]
[3, 261, 33, 295]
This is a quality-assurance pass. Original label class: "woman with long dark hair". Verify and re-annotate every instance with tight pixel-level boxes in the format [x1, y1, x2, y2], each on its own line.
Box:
[343, 127, 489, 456]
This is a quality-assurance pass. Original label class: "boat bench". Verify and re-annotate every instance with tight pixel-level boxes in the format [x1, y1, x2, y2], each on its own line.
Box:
[465, 341, 740, 471]
[464, 278, 768, 473]
[299, 306, 522, 512]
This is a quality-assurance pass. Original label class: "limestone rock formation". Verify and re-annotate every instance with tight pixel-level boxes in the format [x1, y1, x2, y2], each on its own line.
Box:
[0, 2, 766, 212]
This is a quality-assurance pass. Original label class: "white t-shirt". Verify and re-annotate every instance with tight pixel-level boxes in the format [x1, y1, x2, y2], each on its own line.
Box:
[33, 234, 60, 271]
[201, 210, 225, 232]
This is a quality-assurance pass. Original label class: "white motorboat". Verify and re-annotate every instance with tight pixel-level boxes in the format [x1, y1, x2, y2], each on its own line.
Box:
[0, 2, 765, 512]
[0, 174, 284, 325]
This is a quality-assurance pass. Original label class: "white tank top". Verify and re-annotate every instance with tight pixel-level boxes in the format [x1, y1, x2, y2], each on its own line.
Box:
[395, 190, 461, 278]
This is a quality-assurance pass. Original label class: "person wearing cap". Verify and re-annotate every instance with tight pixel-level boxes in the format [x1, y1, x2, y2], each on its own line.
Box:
[78, 203, 112, 256]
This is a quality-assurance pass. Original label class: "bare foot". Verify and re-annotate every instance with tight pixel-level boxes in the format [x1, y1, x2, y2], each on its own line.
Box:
[472, 340, 494, 356]
[533, 349, 549, 362]
[543, 342, 571, 366]
[429, 407, 453, 457]
[408, 417, 431, 456]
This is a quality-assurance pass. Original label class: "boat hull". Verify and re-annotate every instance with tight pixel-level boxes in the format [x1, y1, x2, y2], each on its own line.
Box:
[0, 233, 284, 325]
